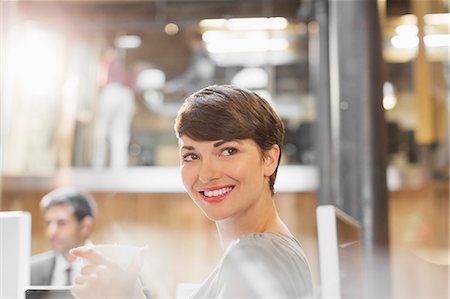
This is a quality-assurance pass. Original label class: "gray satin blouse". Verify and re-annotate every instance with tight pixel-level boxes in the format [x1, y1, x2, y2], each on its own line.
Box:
[190, 232, 314, 299]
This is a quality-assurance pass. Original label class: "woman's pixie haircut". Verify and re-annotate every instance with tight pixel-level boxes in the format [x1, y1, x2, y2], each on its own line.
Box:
[174, 85, 285, 195]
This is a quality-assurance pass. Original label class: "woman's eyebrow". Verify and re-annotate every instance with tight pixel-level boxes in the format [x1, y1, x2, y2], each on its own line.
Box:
[181, 145, 195, 150]
[213, 140, 241, 147]
[213, 140, 226, 147]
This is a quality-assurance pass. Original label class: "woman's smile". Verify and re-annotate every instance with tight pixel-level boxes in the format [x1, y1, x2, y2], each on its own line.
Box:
[198, 186, 235, 203]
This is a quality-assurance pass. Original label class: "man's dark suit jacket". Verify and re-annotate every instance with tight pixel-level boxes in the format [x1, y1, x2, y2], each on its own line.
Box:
[30, 251, 56, 285]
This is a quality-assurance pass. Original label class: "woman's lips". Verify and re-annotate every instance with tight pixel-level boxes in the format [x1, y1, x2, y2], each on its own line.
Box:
[198, 186, 234, 203]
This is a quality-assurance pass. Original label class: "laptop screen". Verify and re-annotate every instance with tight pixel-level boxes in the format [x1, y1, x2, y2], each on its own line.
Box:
[316, 205, 364, 299]
[25, 287, 74, 299]
[0, 211, 31, 299]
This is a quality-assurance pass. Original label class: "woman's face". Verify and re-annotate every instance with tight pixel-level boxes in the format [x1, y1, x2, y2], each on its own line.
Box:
[179, 135, 279, 221]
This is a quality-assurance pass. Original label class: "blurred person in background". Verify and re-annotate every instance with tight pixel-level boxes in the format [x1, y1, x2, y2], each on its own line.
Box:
[92, 47, 136, 169]
[70, 85, 314, 298]
[164, 30, 215, 99]
[30, 187, 96, 286]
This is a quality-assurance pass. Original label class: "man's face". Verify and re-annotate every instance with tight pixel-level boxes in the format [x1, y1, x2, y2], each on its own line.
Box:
[43, 204, 85, 255]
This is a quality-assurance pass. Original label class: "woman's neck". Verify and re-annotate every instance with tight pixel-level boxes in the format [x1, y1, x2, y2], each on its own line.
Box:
[215, 196, 291, 249]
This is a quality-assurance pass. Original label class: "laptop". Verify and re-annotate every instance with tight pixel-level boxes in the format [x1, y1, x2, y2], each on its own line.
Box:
[0, 211, 31, 299]
[25, 286, 74, 299]
[316, 205, 364, 299]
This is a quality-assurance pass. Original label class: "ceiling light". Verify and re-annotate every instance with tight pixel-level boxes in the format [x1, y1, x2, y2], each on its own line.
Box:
[231, 67, 269, 89]
[199, 19, 227, 29]
[164, 23, 179, 36]
[227, 17, 288, 31]
[114, 35, 141, 49]
[206, 38, 288, 54]
[424, 34, 450, 48]
[390, 35, 419, 49]
[136, 68, 166, 91]
[395, 24, 418, 36]
[424, 13, 450, 25]
[383, 82, 397, 111]
[199, 17, 288, 31]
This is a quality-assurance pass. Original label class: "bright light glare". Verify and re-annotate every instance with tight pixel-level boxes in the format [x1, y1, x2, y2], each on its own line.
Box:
[164, 23, 179, 35]
[7, 23, 64, 96]
[136, 68, 166, 90]
[390, 35, 419, 49]
[115, 35, 142, 49]
[203, 30, 289, 53]
[383, 95, 397, 110]
[231, 67, 269, 89]
[203, 30, 269, 43]
[206, 38, 289, 54]
[395, 24, 418, 36]
[227, 17, 288, 30]
[399, 14, 418, 24]
[199, 17, 288, 31]
[199, 19, 227, 29]
[424, 13, 450, 25]
[424, 34, 450, 48]
[383, 82, 397, 111]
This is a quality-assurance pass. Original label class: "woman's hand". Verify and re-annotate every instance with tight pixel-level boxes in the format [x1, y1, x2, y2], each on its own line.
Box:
[70, 246, 146, 299]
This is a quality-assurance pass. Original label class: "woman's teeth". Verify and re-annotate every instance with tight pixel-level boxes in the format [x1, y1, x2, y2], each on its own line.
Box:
[203, 187, 233, 197]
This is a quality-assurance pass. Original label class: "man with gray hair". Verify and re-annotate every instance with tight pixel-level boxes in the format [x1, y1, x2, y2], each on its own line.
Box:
[30, 187, 96, 286]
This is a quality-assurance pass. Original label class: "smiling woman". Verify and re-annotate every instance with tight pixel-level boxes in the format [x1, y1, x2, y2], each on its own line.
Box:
[70, 85, 314, 299]
[175, 85, 285, 194]
[178, 137, 278, 223]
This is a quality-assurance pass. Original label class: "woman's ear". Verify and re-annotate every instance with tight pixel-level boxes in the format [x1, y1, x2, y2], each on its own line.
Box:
[263, 144, 280, 177]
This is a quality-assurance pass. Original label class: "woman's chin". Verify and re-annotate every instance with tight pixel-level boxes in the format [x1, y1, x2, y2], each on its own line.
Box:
[200, 208, 230, 222]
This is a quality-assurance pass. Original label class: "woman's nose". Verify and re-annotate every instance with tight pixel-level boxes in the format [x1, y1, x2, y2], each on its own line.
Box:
[198, 157, 219, 183]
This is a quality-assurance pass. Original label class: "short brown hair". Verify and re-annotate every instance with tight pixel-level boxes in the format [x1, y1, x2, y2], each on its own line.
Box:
[174, 85, 284, 194]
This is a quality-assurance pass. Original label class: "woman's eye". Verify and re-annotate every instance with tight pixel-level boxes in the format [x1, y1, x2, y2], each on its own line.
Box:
[182, 153, 199, 162]
[222, 147, 238, 156]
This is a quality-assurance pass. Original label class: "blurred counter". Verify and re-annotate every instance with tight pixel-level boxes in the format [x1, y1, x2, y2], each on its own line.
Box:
[1, 165, 319, 193]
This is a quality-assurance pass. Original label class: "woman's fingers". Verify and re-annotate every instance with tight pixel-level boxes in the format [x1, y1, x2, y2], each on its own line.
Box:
[72, 265, 113, 299]
[70, 246, 114, 267]
[78, 264, 111, 280]
[72, 272, 99, 298]
[70, 245, 148, 299]
[69, 245, 92, 258]
[79, 264, 96, 275]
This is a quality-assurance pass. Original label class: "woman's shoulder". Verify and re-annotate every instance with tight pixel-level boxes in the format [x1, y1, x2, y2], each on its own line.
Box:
[221, 232, 311, 277]
[212, 232, 314, 298]
[236, 231, 300, 245]
[229, 232, 307, 258]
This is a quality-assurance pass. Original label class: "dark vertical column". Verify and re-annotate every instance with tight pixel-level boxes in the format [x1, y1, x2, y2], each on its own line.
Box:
[325, 0, 391, 297]
[309, 0, 334, 207]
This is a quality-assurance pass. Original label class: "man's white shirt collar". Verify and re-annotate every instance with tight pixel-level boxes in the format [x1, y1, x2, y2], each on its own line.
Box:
[51, 240, 92, 286]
